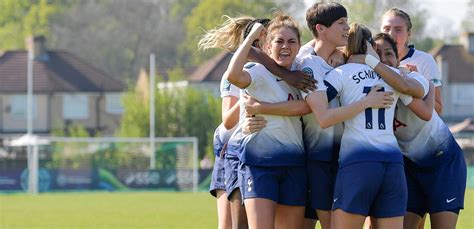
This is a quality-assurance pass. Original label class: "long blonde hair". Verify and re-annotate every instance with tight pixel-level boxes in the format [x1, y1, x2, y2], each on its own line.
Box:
[198, 15, 254, 52]
[344, 23, 373, 58]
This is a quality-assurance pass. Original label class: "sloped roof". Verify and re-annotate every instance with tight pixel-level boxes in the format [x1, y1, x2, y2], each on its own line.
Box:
[432, 45, 474, 83]
[0, 51, 125, 93]
[188, 52, 232, 82]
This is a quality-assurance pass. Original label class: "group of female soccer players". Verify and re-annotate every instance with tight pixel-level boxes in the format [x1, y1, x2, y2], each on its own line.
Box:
[200, 2, 466, 229]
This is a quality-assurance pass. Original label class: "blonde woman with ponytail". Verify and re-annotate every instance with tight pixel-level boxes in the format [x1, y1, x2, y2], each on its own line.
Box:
[201, 15, 270, 229]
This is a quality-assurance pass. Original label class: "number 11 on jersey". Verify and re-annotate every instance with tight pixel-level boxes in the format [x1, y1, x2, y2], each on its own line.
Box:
[363, 86, 386, 130]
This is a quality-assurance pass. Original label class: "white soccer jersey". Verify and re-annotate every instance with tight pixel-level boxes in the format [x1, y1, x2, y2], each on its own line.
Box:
[213, 76, 240, 156]
[400, 47, 442, 87]
[392, 71, 453, 167]
[324, 64, 414, 166]
[298, 42, 314, 59]
[220, 77, 240, 98]
[295, 50, 338, 161]
[395, 111, 453, 166]
[226, 62, 305, 166]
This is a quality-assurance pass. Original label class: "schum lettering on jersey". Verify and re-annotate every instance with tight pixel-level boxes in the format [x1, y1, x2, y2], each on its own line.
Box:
[352, 69, 380, 84]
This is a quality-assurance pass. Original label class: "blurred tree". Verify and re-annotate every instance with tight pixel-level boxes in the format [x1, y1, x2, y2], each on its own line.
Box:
[0, 0, 63, 49]
[50, 0, 186, 81]
[48, 0, 305, 80]
[337, 0, 430, 50]
[462, 0, 474, 32]
[119, 71, 221, 160]
[180, 0, 305, 66]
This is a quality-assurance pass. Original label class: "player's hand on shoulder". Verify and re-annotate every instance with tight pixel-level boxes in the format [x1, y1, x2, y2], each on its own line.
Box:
[284, 70, 317, 93]
[402, 64, 418, 72]
[398, 66, 410, 78]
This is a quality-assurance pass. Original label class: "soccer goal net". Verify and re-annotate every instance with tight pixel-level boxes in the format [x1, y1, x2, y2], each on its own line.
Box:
[0, 136, 198, 193]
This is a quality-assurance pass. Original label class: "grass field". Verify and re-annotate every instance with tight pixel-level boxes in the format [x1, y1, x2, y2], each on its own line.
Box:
[1, 189, 473, 228]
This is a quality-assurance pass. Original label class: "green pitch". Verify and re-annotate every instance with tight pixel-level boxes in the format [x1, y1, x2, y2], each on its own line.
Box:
[1, 189, 473, 228]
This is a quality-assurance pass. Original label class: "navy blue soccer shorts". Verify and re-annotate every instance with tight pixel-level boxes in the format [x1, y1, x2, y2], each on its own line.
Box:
[239, 164, 307, 206]
[333, 161, 407, 218]
[404, 137, 467, 216]
[209, 155, 226, 197]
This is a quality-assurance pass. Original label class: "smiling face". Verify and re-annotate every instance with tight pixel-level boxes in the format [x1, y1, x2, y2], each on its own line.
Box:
[375, 38, 399, 68]
[324, 17, 350, 47]
[381, 14, 410, 56]
[266, 27, 300, 69]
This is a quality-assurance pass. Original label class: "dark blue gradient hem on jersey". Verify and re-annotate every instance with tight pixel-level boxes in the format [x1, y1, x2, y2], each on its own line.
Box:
[338, 147, 403, 168]
[228, 137, 305, 167]
[301, 108, 335, 161]
[305, 144, 334, 162]
[403, 134, 458, 168]
[241, 144, 305, 167]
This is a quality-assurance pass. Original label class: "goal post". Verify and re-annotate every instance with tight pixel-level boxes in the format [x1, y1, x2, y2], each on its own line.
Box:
[5, 136, 199, 193]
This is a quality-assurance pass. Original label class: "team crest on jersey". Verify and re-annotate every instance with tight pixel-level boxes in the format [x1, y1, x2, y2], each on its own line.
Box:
[222, 79, 231, 92]
[302, 67, 314, 78]
[244, 62, 256, 69]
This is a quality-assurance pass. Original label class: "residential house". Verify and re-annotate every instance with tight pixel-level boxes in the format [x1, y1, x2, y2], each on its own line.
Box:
[431, 32, 474, 169]
[0, 36, 126, 136]
[186, 52, 232, 96]
[431, 32, 474, 120]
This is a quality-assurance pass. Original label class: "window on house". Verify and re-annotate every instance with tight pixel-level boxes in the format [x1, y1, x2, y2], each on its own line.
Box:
[452, 84, 474, 105]
[10, 95, 37, 119]
[105, 93, 124, 114]
[469, 35, 474, 54]
[63, 94, 88, 119]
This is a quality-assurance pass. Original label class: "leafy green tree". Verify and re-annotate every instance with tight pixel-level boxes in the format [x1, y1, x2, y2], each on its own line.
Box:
[50, 0, 186, 80]
[462, 0, 474, 32]
[338, 0, 429, 50]
[119, 72, 221, 161]
[180, 0, 304, 66]
[0, 0, 62, 49]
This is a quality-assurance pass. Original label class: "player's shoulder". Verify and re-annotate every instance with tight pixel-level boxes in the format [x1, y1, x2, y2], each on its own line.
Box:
[243, 61, 262, 70]
[407, 70, 424, 79]
[243, 62, 269, 74]
[412, 49, 436, 62]
[299, 54, 329, 70]
[335, 63, 368, 73]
